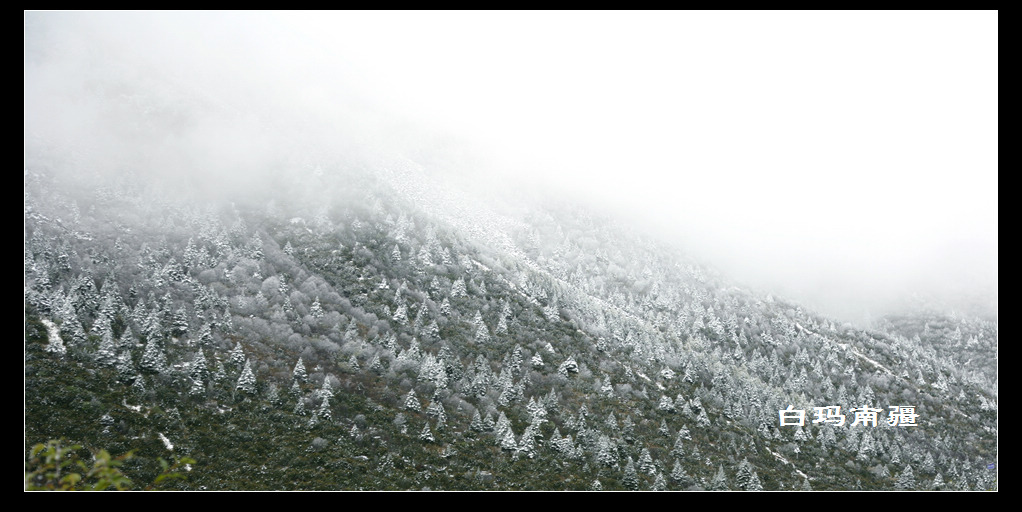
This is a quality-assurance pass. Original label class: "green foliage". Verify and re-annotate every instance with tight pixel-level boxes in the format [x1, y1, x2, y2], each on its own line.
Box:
[24, 437, 196, 488]
[25, 439, 196, 491]
[148, 454, 198, 490]
[26, 439, 133, 491]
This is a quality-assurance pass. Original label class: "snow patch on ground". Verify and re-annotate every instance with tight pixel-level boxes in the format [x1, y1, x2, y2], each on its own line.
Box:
[40, 318, 66, 355]
[159, 432, 174, 451]
[851, 350, 894, 376]
[770, 449, 808, 480]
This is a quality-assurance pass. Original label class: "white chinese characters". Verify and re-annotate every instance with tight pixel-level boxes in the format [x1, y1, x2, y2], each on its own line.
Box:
[779, 405, 919, 427]
[779, 405, 806, 426]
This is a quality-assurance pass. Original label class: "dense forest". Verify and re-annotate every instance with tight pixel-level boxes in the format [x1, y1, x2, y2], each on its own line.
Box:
[24, 157, 997, 490]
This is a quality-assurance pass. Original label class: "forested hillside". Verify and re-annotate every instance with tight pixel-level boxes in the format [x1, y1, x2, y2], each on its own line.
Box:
[24, 160, 997, 490]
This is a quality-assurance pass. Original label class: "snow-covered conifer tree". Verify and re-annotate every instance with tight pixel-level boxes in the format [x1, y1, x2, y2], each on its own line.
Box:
[474, 323, 490, 344]
[310, 298, 324, 319]
[652, 472, 667, 491]
[228, 342, 246, 370]
[420, 423, 435, 443]
[236, 359, 257, 395]
[451, 278, 467, 297]
[639, 447, 656, 475]
[709, 464, 730, 490]
[316, 395, 332, 421]
[597, 435, 617, 467]
[293, 357, 308, 384]
[622, 456, 640, 490]
[736, 458, 763, 491]
[140, 338, 168, 374]
[896, 465, 915, 490]
[404, 389, 421, 411]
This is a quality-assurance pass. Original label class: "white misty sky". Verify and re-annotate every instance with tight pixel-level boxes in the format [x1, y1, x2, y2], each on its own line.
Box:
[25, 11, 998, 323]
[286, 10, 997, 321]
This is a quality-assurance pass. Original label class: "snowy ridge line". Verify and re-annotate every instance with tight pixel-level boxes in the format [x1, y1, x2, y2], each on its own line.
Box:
[379, 159, 529, 265]
[383, 157, 656, 345]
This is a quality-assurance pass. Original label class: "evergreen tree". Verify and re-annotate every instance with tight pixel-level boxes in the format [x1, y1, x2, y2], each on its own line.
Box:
[131, 375, 146, 397]
[736, 458, 763, 491]
[316, 396, 332, 421]
[369, 355, 383, 373]
[404, 389, 421, 411]
[896, 465, 916, 490]
[494, 411, 512, 445]
[709, 465, 730, 491]
[670, 459, 691, 487]
[622, 457, 640, 490]
[171, 307, 189, 337]
[696, 408, 711, 428]
[236, 359, 257, 395]
[652, 472, 667, 491]
[197, 323, 214, 347]
[267, 383, 281, 407]
[116, 352, 135, 383]
[190, 350, 209, 382]
[474, 323, 490, 344]
[310, 297, 324, 319]
[517, 423, 538, 459]
[43, 320, 67, 357]
[426, 320, 441, 342]
[531, 353, 544, 369]
[921, 452, 936, 474]
[558, 356, 579, 377]
[857, 430, 875, 461]
[228, 342, 246, 370]
[658, 395, 676, 412]
[189, 377, 206, 398]
[393, 304, 408, 325]
[499, 427, 517, 452]
[95, 331, 118, 366]
[658, 419, 671, 436]
[426, 400, 447, 425]
[639, 447, 656, 475]
[470, 410, 485, 432]
[671, 434, 686, 459]
[621, 415, 636, 442]
[213, 360, 227, 385]
[140, 338, 167, 374]
[451, 278, 467, 297]
[293, 358, 308, 384]
[317, 376, 334, 401]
